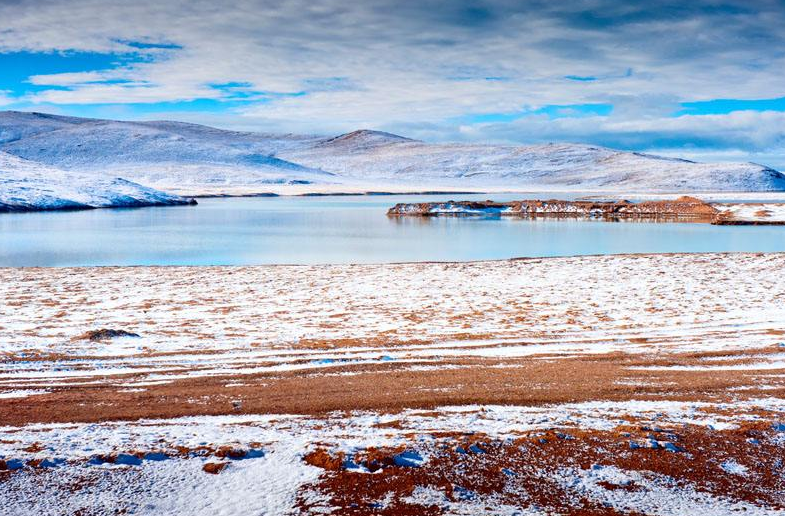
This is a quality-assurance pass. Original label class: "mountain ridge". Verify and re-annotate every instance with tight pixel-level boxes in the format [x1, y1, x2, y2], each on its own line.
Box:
[1, 111, 783, 202]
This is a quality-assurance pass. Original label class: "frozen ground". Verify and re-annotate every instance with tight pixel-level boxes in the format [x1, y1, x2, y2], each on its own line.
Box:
[3, 399, 785, 515]
[2, 253, 784, 392]
[1, 111, 784, 206]
[1, 253, 784, 514]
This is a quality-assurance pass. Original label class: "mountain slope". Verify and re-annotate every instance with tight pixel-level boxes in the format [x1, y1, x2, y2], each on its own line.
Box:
[280, 139, 785, 192]
[0, 152, 190, 212]
[0, 111, 333, 193]
[0, 111, 95, 144]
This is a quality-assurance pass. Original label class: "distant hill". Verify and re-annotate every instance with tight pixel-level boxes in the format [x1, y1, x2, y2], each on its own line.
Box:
[0, 111, 334, 195]
[280, 136, 785, 192]
[1, 111, 784, 205]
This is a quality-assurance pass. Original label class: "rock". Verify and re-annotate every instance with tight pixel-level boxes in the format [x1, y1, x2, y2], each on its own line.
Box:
[0, 458, 25, 471]
[143, 452, 169, 461]
[202, 462, 229, 474]
[78, 328, 141, 341]
[215, 447, 246, 460]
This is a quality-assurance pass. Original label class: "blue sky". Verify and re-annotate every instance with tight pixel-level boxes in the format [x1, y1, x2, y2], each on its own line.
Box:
[1, 0, 784, 167]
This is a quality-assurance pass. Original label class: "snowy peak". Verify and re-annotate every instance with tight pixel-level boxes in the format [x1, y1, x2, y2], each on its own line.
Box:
[316, 129, 415, 151]
[332, 129, 414, 142]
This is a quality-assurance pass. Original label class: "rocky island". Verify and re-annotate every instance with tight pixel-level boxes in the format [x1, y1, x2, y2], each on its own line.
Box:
[388, 196, 785, 225]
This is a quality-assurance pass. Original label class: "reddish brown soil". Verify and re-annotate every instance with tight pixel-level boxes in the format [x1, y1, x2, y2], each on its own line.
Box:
[2, 350, 783, 426]
[1, 256, 783, 514]
[298, 422, 785, 515]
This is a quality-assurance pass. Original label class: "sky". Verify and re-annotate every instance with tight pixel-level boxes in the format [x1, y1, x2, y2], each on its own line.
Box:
[1, 0, 784, 168]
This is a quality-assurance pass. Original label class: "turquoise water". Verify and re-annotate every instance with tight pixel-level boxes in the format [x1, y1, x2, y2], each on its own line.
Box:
[1, 194, 784, 266]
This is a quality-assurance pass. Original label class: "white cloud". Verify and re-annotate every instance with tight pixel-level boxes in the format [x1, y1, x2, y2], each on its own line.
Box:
[422, 110, 785, 168]
[0, 0, 784, 164]
[28, 71, 124, 86]
[0, 91, 15, 107]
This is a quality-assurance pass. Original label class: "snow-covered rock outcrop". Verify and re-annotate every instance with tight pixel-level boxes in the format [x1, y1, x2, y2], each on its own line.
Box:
[0, 152, 191, 212]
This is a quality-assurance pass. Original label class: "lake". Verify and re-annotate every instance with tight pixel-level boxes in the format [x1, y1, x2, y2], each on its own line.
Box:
[1, 193, 785, 266]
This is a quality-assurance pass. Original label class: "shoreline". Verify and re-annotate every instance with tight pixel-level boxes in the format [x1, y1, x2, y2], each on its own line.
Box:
[0, 196, 197, 214]
[3, 250, 785, 270]
[4, 186, 785, 215]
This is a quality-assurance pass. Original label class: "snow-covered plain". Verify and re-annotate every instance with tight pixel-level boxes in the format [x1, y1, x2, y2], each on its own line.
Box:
[2, 253, 784, 387]
[1, 111, 784, 208]
[2, 253, 785, 514]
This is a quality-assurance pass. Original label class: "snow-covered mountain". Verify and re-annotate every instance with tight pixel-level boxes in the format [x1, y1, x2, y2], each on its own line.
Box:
[0, 111, 333, 195]
[0, 151, 190, 212]
[1, 111, 784, 203]
[280, 133, 785, 192]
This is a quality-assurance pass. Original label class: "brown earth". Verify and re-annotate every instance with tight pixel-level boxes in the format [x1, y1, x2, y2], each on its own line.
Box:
[202, 462, 229, 474]
[1, 349, 783, 426]
[297, 420, 785, 515]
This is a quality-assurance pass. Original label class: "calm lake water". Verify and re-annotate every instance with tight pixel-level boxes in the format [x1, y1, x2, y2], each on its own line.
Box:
[1, 193, 785, 266]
